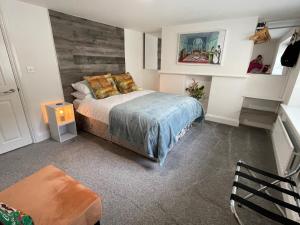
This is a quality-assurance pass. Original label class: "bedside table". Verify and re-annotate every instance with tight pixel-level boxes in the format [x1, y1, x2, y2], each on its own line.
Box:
[46, 102, 77, 142]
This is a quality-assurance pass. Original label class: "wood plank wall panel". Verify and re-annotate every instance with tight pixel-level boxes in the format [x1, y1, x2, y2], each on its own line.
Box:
[49, 10, 125, 102]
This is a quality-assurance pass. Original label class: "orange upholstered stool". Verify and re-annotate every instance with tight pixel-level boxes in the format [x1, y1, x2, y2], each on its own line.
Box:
[0, 165, 102, 225]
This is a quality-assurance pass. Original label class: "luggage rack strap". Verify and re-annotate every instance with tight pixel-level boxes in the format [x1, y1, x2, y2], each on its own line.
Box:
[231, 194, 300, 225]
[233, 181, 300, 213]
[237, 162, 296, 186]
[235, 171, 300, 199]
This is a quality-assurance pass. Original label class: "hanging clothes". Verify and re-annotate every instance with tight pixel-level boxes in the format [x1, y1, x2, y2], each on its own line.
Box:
[281, 31, 300, 67]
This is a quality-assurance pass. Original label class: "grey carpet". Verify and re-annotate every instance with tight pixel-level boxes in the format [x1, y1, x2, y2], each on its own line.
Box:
[0, 121, 282, 225]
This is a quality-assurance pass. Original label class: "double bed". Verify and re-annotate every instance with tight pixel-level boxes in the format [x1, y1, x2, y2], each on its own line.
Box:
[71, 76, 204, 165]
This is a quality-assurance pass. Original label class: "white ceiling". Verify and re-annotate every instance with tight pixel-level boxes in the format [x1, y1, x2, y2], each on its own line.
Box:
[20, 0, 300, 32]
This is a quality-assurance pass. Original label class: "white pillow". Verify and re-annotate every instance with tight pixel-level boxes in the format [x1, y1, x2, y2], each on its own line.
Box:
[71, 91, 93, 100]
[71, 80, 91, 94]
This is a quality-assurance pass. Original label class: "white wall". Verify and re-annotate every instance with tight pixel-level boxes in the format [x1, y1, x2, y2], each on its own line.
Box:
[160, 17, 258, 126]
[251, 39, 277, 67]
[282, 28, 300, 105]
[161, 17, 258, 76]
[160, 74, 186, 95]
[0, 0, 64, 142]
[185, 75, 211, 111]
[124, 29, 159, 91]
[289, 76, 300, 107]
[206, 77, 245, 126]
[244, 74, 287, 101]
[160, 74, 211, 112]
[271, 29, 294, 75]
[287, 57, 300, 107]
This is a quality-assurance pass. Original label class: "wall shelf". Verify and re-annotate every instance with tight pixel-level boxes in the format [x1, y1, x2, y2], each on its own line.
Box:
[243, 95, 283, 102]
[159, 71, 247, 78]
[239, 107, 277, 129]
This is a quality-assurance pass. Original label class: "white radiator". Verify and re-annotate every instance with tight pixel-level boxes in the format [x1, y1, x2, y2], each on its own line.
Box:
[271, 106, 300, 221]
[272, 116, 294, 176]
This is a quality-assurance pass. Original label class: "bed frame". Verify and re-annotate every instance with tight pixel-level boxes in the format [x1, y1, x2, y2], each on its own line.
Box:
[76, 112, 194, 162]
[76, 112, 160, 161]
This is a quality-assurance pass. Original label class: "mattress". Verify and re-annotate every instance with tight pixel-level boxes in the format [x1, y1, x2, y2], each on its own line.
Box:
[76, 90, 154, 124]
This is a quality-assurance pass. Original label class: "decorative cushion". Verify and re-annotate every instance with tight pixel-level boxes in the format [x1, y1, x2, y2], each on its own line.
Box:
[71, 80, 91, 95]
[112, 73, 139, 94]
[0, 202, 34, 225]
[71, 91, 93, 100]
[84, 74, 120, 99]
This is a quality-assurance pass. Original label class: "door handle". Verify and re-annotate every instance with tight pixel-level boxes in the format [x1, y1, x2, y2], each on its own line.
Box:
[2, 89, 16, 95]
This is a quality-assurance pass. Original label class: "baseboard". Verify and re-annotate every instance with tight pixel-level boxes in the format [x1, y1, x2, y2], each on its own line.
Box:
[205, 114, 239, 127]
[33, 130, 50, 143]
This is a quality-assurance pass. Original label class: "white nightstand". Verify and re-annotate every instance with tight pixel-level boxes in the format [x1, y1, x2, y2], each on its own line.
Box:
[46, 102, 77, 142]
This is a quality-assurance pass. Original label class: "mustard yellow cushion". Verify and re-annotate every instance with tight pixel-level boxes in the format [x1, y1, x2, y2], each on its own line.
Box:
[84, 74, 119, 99]
[112, 73, 139, 94]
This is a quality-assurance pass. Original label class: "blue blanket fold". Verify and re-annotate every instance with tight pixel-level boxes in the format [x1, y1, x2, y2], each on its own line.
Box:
[109, 92, 204, 165]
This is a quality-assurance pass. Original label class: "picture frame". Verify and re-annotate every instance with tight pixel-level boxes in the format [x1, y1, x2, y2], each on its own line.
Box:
[177, 30, 226, 65]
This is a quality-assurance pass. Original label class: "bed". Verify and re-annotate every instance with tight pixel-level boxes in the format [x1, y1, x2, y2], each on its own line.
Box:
[74, 90, 204, 165]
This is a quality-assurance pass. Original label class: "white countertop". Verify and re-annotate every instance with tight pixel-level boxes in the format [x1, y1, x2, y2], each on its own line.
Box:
[281, 104, 300, 140]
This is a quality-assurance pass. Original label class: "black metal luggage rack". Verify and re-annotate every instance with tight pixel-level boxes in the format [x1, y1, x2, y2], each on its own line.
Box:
[230, 160, 300, 225]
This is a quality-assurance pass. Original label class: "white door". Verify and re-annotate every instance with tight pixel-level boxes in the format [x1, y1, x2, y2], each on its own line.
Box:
[0, 26, 32, 154]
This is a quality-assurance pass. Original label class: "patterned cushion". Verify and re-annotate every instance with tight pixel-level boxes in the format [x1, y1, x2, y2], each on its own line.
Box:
[84, 74, 119, 99]
[112, 73, 139, 94]
[0, 203, 34, 225]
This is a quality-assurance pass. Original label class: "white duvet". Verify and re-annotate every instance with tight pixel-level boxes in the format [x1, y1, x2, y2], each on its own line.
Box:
[76, 90, 154, 124]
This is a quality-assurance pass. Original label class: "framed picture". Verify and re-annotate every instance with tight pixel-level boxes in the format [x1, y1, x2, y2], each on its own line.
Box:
[177, 30, 226, 65]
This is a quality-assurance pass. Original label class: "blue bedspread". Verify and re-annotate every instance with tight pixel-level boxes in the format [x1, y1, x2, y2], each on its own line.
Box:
[109, 92, 204, 165]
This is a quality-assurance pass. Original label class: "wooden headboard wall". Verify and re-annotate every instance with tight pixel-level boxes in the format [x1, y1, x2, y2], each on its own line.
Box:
[49, 10, 125, 102]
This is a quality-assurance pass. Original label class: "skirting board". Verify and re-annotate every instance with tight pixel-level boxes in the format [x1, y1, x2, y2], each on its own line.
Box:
[205, 114, 239, 127]
[33, 130, 50, 143]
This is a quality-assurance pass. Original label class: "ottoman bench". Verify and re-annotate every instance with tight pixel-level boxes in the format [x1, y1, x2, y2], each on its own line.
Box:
[0, 165, 102, 225]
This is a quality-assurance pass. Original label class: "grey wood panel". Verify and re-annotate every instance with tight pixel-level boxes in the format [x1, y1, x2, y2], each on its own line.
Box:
[49, 10, 125, 102]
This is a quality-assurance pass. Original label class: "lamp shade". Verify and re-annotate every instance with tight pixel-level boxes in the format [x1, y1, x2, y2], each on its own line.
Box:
[55, 104, 74, 125]
[46, 103, 75, 126]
